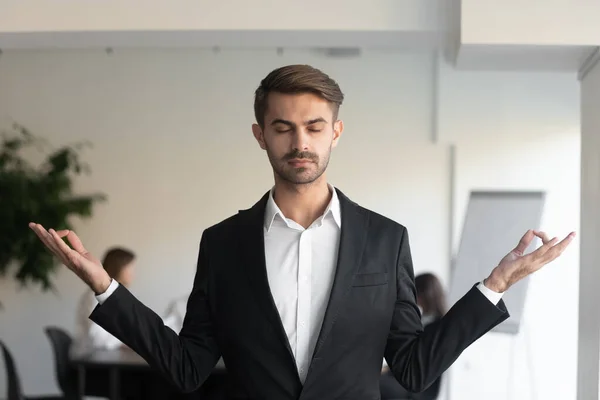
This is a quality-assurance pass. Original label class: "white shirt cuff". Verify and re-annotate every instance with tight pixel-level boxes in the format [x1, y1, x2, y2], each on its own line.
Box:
[476, 281, 503, 305]
[95, 279, 119, 305]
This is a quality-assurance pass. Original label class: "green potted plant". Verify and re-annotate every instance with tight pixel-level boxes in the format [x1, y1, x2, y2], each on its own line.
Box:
[0, 123, 106, 306]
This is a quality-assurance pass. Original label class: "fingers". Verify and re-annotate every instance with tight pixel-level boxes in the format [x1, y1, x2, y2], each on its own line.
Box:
[540, 236, 559, 251]
[533, 230, 552, 244]
[29, 223, 63, 259]
[513, 230, 535, 255]
[66, 231, 88, 255]
[541, 232, 576, 262]
[49, 229, 82, 267]
[532, 230, 560, 257]
[29, 223, 74, 266]
[525, 231, 575, 270]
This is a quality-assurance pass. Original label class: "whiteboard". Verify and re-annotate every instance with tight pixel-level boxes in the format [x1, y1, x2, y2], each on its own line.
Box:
[448, 191, 546, 335]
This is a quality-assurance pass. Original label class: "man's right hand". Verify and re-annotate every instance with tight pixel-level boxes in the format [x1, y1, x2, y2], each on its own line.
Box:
[29, 223, 112, 294]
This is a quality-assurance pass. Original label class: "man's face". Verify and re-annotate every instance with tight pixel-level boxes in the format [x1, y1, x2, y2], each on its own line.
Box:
[252, 92, 343, 185]
[118, 262, 135, 287]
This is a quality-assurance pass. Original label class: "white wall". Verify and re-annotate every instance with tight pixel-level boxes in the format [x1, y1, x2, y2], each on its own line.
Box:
[578, 58, 600, 400]
[0, 49, 580, 399]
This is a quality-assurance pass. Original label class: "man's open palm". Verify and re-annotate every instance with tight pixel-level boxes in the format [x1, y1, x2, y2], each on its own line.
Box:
[485, 229, 576, 293]
[29, 223, 111, 294]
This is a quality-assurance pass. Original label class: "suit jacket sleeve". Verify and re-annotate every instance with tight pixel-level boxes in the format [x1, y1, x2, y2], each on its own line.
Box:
[89, 232, 220, 393]
[384, 228, 509, 392]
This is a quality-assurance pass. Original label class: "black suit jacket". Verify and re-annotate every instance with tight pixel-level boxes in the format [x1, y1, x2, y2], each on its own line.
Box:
[380, 317, 444, 400]
[91, 189, 509, 400]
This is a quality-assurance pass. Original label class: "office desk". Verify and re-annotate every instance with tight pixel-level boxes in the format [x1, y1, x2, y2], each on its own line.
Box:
[71, 350, 226, 400]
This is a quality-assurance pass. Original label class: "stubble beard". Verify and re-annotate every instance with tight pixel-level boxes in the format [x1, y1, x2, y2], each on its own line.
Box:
[266, 146, 331, 185]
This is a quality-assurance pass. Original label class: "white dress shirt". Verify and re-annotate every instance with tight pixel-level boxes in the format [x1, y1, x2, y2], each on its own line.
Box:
[263, 185, 342, 382]
[96, 185, 503, 383]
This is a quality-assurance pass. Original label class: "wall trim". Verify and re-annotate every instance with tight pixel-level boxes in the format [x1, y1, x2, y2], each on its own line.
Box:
[578, 47, 600, 81]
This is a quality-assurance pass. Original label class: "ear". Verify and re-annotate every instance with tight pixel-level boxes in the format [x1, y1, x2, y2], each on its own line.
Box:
[331, 120, 344, 148]
[252, 123, 266, 150]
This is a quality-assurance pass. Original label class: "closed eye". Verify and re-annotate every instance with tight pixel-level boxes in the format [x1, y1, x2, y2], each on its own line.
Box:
[307, 124, 325, 133]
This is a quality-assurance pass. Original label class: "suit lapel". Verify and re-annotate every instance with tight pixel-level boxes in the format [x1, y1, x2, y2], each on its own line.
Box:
[238, 189, 370, 388]
[310, 189, 370, 359]
[238, 192, 300, 382]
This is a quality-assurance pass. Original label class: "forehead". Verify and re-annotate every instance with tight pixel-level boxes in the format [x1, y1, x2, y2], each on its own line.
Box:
[265, 92, 334, 123]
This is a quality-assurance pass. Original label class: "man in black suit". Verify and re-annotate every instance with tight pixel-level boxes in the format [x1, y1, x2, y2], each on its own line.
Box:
[30, 64, 575, 400]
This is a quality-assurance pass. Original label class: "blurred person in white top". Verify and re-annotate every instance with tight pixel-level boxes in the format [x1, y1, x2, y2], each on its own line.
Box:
[71, 247, 184, 398]
[71, 247, 135, 357]
[162, 295, 188, 333]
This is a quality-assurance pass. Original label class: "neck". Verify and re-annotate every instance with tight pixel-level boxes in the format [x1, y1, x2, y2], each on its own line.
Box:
[272, 175, 332, 229]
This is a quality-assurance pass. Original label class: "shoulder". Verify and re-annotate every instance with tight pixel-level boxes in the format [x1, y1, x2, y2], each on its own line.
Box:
[201, 213, 242, 244]
[200, 191, 270, 242]
[338, 189, 407, 237]
[205, 213, 240, 233]
[362, 205, 406, 233]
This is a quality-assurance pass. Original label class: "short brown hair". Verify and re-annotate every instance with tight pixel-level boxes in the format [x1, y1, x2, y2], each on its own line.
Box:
[254, 64, 344, 127]
[102, 247, 135, 280]
[415, 273, 447, 317]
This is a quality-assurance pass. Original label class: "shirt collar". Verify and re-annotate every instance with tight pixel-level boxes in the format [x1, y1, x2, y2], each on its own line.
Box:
[264, 184, 342, 231]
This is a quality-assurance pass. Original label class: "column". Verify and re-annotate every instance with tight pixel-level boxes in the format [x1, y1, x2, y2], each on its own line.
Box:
[578, 50, 600, 400]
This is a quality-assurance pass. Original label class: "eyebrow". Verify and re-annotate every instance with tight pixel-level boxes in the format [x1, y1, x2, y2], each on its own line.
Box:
[270, 117, 329, 127]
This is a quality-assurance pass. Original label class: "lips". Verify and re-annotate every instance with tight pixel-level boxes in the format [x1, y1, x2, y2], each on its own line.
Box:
[288, 159, 313, 167]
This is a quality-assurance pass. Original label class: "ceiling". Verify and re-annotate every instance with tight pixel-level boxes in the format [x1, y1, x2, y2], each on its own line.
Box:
[0, 1, 596, 74]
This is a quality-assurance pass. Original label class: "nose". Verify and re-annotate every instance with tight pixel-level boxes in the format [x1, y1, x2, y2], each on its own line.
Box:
[292, 128, 310, 152]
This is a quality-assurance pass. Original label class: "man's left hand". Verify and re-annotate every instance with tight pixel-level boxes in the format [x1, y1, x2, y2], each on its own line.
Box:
[484, 229, 575, 293]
